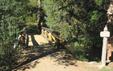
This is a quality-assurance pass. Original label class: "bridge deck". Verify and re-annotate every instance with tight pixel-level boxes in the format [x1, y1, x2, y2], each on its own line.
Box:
[28, 35, 49, 46]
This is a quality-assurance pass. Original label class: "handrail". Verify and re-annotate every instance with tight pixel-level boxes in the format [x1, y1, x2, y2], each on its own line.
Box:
[41, 27, 60, 40]
[41, 27, 64, 43]
[42, 27, 54, 33]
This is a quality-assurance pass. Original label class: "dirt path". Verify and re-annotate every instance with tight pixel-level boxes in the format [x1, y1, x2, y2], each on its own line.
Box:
[16, 51, 105, 71]
[23, 57, 100, 71]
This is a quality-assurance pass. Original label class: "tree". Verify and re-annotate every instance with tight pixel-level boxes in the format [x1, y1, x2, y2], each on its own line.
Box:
[42, 0, 109, 60]
[0, 0, 29, 70]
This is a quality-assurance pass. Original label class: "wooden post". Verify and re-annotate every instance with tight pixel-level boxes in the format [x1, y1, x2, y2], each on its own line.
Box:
[100, 25, 110, 66]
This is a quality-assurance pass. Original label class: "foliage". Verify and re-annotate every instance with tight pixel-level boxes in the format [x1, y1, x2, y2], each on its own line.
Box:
[28, 0, 37, 7]
[100, 67, 113, 71]
[0, 0, 29, 70]
[25, 0, 37, 26]
[42, 0, 109, 61]
[25, 14, 37, 25]
[95, 0, 104, 6]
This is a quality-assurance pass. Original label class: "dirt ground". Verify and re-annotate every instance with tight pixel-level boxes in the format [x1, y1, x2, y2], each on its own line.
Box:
[17, 57, 99, 71]
[14, 49, 113, 71]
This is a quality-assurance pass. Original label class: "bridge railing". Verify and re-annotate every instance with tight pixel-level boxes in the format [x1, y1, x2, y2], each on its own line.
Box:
[41, 27, 63, 43]
[13, 26, 64, 48]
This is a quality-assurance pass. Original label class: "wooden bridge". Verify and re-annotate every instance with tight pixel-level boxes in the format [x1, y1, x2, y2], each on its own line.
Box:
[21, 27, 62, 47]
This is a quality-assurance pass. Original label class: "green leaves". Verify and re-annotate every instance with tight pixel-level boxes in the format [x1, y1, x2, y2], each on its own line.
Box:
[42, 0, 108, 61]
[89, 10, 103, 23]
[95, 0, 104, 6]
[0, 0, 29, 70]
[28, 0, 37, 7]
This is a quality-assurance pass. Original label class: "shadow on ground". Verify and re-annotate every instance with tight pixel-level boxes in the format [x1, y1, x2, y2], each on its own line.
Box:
[50, 51, 77, 66]
[13, 46, 77, 71]
[13, 46, 59, 70]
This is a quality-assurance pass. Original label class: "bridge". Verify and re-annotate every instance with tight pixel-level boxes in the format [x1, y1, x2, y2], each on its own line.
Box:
[18, 27, 63, 47]
[28, 27, 56, 46]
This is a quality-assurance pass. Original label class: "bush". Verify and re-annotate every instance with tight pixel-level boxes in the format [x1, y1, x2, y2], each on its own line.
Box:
[42, 0, 108, 61]
[0, 0, 28, 70]
[0, 43, 21, 71]
[100, 67, 113, 71]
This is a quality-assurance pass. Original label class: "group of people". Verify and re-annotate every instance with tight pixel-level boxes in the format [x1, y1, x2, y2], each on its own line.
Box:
[13, 28, 28, 48]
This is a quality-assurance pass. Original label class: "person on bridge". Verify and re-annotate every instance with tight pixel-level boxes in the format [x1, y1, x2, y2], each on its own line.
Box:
[13, 27, 28, 48]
